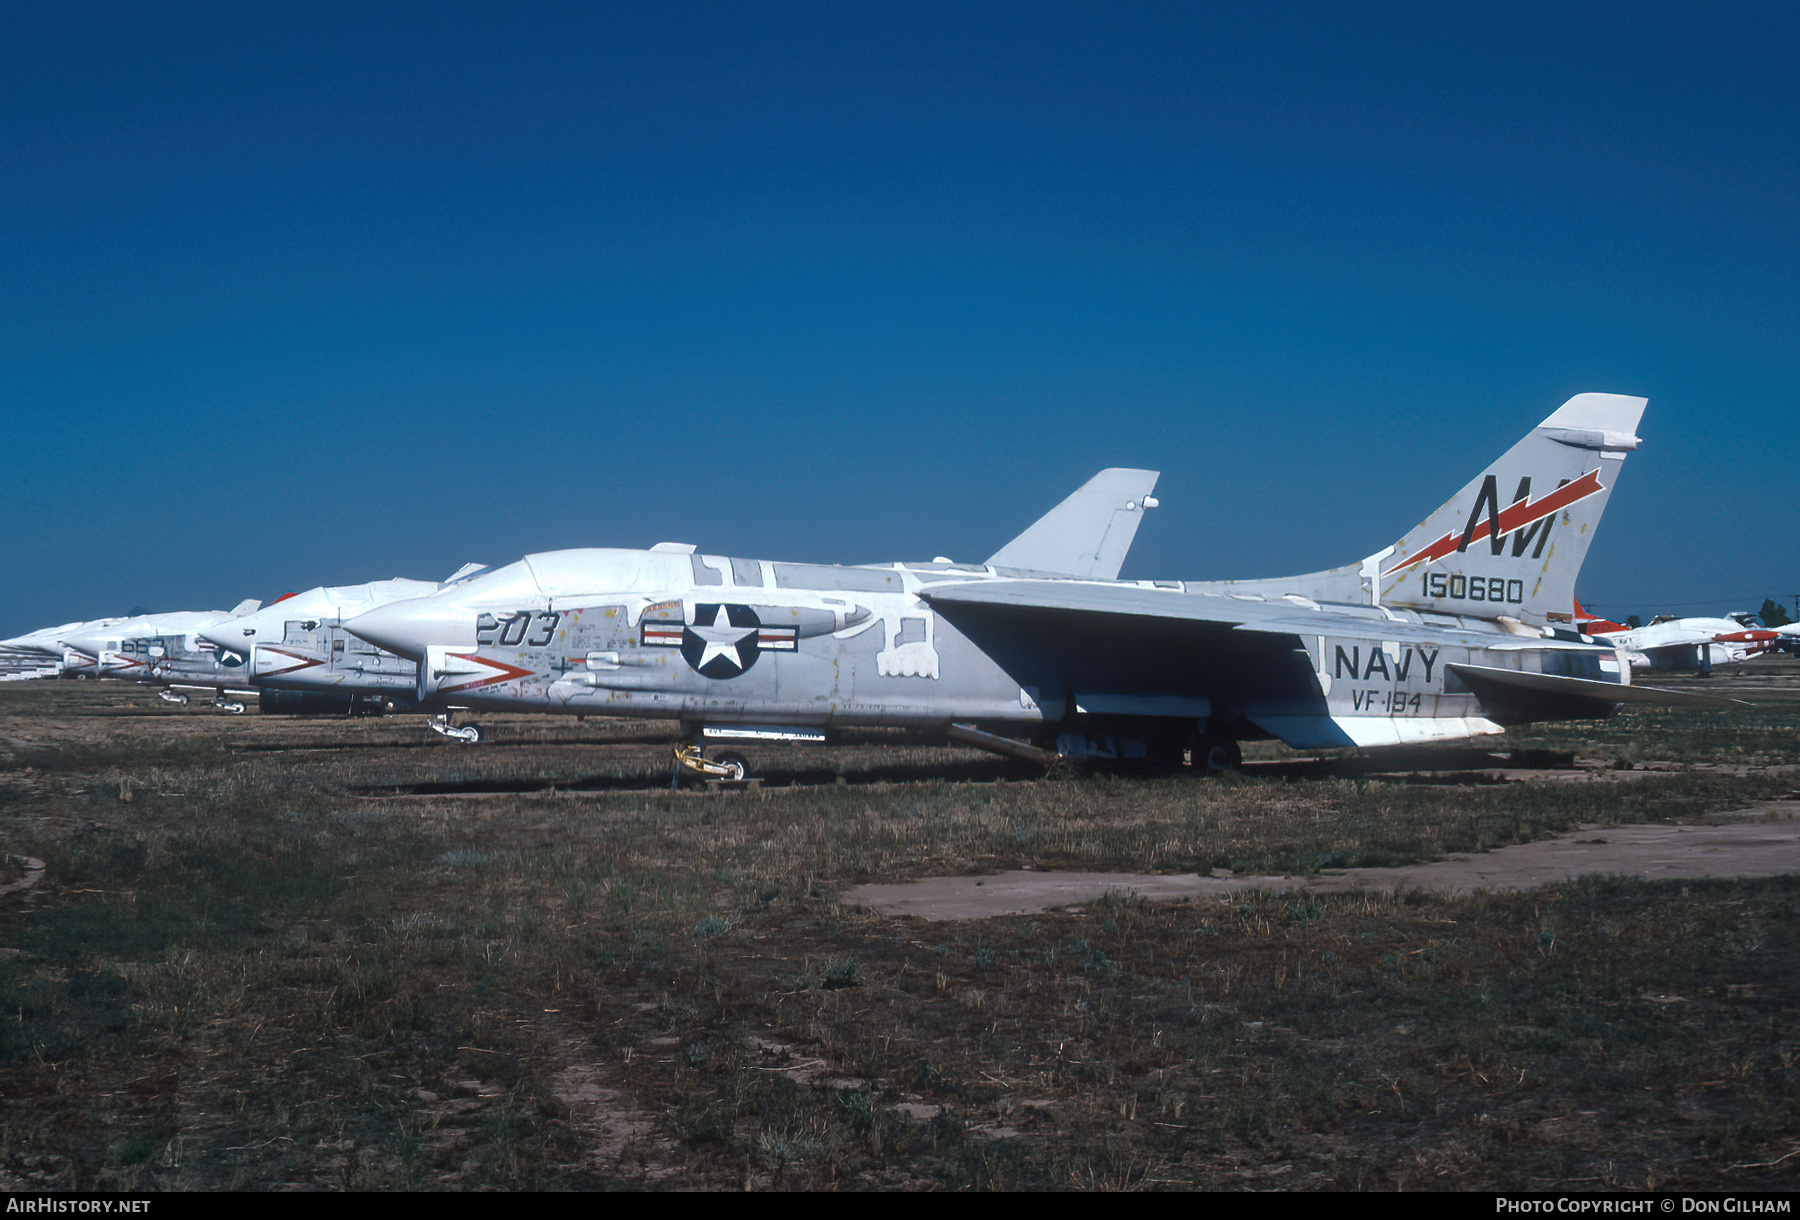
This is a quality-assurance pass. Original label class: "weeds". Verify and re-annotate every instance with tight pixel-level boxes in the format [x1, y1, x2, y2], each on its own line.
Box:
[1, 682, 1797, 1189]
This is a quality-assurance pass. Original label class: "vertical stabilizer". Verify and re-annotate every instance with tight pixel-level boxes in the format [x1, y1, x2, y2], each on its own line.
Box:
[985, 468, 1160, 580]
[1374, 393, 1645, 626]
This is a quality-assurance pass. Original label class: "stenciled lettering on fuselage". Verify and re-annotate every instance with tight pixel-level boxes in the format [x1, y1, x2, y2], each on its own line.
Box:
[1327, 642, 1444, 715]
[640, 603, 798, 679]
[1332, 642, 1441, 684]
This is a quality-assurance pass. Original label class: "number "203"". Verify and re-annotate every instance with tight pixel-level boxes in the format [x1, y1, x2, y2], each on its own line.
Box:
[476, 611, 561, 648]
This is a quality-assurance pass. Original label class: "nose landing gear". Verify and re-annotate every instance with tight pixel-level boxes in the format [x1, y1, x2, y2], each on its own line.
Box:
[671, 744, 754, 788]
[426, 714, 484, 745]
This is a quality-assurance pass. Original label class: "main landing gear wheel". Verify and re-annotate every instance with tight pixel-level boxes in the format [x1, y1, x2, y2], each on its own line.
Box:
[1199, 739, 1242, 773]
[713, 751, 749, 782]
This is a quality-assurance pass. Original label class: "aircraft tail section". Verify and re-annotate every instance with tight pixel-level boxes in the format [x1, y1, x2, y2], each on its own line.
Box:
[986, 468, 1160, 581]
[1574, 599, 1628, 634]
[1373, 393, 1645, 627]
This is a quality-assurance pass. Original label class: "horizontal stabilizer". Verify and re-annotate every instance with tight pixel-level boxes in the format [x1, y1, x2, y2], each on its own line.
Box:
[1448, 663, 1747, 712]
[1250, 714, 1505, 749]
[986, 468, 1160, 581]
[443, 563, 489, 584]
[230, 599, 262, 616]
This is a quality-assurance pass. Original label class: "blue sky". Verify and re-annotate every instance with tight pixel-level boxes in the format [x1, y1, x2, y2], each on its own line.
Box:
[4, 2, 1796, 636]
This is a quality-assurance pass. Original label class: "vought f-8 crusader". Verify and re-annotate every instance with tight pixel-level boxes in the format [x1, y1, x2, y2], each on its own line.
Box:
[347, 395, 1726, 775]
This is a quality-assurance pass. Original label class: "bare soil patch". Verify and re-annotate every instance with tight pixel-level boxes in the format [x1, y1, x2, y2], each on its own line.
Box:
[850, 804, 1800, 919]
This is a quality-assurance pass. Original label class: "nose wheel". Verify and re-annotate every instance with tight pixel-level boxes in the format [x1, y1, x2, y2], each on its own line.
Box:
[671, 744, 754, 787]
[427, 714, 484, 745]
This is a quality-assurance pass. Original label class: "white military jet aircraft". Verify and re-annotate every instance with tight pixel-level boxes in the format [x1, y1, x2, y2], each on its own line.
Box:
[60, 604, 262, 680]
[1578, 607, 1798, 674]
[0, 618, 131, 680]
[192, 568, 484, 724]
[247, 621, 424, 718]
[196, 571, 483, 660]
[103, 631, 265, 712]
[346, 395, 1724, 774]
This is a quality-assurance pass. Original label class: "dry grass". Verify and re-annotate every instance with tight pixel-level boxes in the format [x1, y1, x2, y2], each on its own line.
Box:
[0, 678, 1797, 1189]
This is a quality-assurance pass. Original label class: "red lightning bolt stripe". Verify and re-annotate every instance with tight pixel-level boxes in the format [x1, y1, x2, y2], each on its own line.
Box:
[438, 654, 535, 694]
[1382, 469, 1606, 578]
[256, 646, 325, 678]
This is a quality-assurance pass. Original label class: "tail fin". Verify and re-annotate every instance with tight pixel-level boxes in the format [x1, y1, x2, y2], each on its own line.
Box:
[985, 468, 1160, 580]
[1374, 393, 1643, 625]
[1575, 599, 1628, 634]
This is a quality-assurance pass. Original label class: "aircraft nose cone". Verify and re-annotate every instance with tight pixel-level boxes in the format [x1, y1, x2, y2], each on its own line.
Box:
[197, 624, 255, 656]
[59, 632, 105, 659]
[346, 598, 474, 662]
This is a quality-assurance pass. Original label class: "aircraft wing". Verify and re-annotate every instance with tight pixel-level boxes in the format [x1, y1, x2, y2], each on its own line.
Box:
[984, 469, 1159, 581]
[919, 580, 1744, 725]
[920, 579, 1513, 649]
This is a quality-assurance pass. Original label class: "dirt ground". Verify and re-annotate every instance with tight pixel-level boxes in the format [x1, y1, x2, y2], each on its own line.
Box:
[849, 659, 1800, 919]
[2, 664, 1798, 1191]
[849, 802, 1800, 919]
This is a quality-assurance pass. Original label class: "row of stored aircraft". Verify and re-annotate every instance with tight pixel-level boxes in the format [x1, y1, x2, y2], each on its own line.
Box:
[5, 393, 1778, 776]
[1574, 603, 1800, 674]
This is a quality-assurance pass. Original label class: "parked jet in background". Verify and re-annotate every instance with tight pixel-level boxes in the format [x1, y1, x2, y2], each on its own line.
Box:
[247, 621, 421, 718]
[345, 394, 1732, 776]
[0, 618, 131, 680]
[1728, 612, 1800, 655]
[105, 632, 262, 712]
[60, 603, 262, 679]
[1580, 609, 1797, 673]
[197, 569, 483, 660]
[188, 567, 484, 725]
